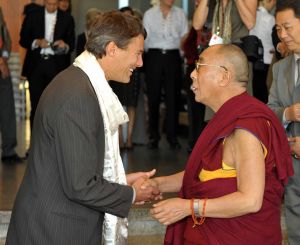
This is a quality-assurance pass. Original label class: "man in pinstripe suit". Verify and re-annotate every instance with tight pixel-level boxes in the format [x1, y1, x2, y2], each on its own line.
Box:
[6, 11, 159, 245]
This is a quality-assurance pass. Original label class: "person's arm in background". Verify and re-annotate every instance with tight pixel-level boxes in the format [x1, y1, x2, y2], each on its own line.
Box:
[235, 0, 257, 30]
[0, 7, 11, 79]
[193, 0, 210, 30]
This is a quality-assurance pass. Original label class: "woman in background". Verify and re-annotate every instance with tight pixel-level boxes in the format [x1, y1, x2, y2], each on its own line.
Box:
[110, 6, 142, 151]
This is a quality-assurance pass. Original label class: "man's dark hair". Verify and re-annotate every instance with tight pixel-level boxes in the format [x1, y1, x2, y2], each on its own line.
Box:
[119, 6, 134, 15]
[86, 10, 146, 58]
[276, 0, 300, 19]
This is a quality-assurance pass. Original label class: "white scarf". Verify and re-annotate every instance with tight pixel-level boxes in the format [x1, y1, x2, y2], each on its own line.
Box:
[74, 51, 129, 133]
[74, 51, 129, 244]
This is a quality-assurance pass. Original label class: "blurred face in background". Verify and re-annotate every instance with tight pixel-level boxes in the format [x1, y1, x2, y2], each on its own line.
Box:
[263, 0, 276, 12]
[58, 0, 70, 12]
[160, 0, 175, 8]
[45, 0, 58, 13]
[276, 9, 300, 54]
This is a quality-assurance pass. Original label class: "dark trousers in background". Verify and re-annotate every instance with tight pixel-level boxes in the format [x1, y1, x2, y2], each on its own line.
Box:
[28, 57, 57, 131]
[185, 64, 206, 149]
[252, 64, 269, 104]
[145, 49, 182, 144]
[0, 75, 17, 156]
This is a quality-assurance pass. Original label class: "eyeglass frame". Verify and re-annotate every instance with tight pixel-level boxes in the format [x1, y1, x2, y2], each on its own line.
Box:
[195, 61, 228, 73]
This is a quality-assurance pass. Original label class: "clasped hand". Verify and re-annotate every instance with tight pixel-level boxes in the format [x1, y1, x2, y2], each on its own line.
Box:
[127, 169, 162, 204]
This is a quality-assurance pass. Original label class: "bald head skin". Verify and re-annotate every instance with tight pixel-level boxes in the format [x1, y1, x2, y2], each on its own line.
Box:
[207, 44, 249, 85]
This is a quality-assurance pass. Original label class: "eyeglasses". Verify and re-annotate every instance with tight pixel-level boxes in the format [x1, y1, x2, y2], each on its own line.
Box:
[195, 62, 228, 73]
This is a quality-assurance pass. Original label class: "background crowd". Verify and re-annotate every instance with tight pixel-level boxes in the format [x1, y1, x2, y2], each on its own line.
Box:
[1, 0, 300, 244]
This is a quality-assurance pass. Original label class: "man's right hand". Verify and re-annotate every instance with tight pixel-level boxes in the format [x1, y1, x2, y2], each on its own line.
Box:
[286, 103, 300, 122]
[36, 39, 50, 48]
[132, 177, 161, 203]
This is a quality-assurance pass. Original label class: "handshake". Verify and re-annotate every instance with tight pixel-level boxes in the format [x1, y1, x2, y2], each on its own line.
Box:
[127, 169, 162, 204]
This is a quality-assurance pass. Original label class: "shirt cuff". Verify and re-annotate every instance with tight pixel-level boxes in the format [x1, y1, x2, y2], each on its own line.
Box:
[132, 186, 136, 204]
[2, 51, 9, 58]
[283, 108, 291, 129]
[32, 39, 39, 50]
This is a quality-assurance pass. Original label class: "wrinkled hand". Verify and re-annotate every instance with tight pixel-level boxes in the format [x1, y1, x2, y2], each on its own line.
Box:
[150, 198, 190, 226]
[277, 42, 291, 58]
[141, 178, 163, 201]
[132, 176, 160, 203]
[0, 58, 9, 79]
[288, 137, 300, 158]
[126, 169, 156, 186]
[286, 103, 300, 122]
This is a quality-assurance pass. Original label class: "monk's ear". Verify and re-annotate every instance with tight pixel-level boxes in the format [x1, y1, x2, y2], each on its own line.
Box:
[219, 69, 231, 87]
[106, 41, 118, 57]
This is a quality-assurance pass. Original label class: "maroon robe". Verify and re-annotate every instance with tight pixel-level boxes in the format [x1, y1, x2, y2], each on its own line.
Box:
[165, 92, 293, 245]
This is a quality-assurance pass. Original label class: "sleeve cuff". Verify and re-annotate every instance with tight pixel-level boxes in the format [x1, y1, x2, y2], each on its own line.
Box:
[283, 108, 291, 128]
[2, 51, 9, 58]
[132, 186, 136, 204]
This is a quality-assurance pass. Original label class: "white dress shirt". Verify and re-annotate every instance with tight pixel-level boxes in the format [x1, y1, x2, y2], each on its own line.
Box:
[250, 6, 275, 64]
[143, 4, 188, 51]
[32, 9, 57, 55]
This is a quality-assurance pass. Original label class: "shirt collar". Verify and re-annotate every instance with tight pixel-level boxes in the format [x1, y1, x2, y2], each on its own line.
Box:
[294, 53, 300, 63]
[45, 9, 57, 16]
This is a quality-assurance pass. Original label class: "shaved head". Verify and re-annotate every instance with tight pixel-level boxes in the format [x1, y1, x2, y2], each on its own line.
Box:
[204, 44, 249, 84]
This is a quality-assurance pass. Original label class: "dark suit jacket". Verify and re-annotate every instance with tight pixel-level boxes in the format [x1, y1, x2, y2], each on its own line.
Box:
[6, 66, 133, 245]
[76, 32, 86, 57]
[20, 8, 75, 78]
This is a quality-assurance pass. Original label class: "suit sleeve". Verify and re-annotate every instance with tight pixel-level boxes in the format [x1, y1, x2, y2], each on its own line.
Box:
[62, 14, 75, 53]
[19, 13, 35, 49]
[53, 93, 133, 218]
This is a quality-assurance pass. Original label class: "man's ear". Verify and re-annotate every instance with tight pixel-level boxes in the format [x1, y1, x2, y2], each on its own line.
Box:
[106, 41, 118, 57]
[219, 70, 231, 87]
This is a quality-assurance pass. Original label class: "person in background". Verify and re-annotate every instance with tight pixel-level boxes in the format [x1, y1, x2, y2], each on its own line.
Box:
[75, 8, 102, 56]
[110, 6, 142, 151]
[250, 0, 276, 103]
[6, 11, 160, 245]
[23, 0, 42, 16]
[143, 0, 188, 150]
[0, 7, 24, 164]
[268, 0, 300, 243]
[58, 0, 74, 67]
[182, 26, 206, 153]
[148, 44, 293, 244]
[193, 0, 257, 96]
[19, 0, 75, 137]
[181, 0, 215, 153]
[58, 0, 71, 12]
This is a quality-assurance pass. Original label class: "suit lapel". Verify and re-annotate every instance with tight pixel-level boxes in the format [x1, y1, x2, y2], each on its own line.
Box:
[40, 9, 45, 39]
[287, 55, 295, 95]
[54, 10, 62, 41]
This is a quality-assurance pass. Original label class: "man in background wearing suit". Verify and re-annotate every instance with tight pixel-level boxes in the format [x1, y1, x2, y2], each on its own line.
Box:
[6, 11, 159, 245]
[268, 1, 300, 244]
[0, 7, 24, 163]
[20, 0, 75, 134]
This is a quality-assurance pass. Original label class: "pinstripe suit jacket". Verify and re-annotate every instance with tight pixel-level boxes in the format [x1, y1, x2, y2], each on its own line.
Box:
[6, 65, 133, 245]
[268, 54, 300, 137]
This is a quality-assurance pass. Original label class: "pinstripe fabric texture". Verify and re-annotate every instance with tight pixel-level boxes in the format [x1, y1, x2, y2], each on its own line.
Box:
[6, 65, 133, 245]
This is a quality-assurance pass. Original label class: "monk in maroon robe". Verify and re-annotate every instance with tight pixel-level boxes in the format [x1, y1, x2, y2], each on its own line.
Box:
[148, 44, 293, 245]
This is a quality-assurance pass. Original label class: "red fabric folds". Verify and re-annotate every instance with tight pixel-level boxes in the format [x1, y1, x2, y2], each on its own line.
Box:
[165, 92, 293, 245]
